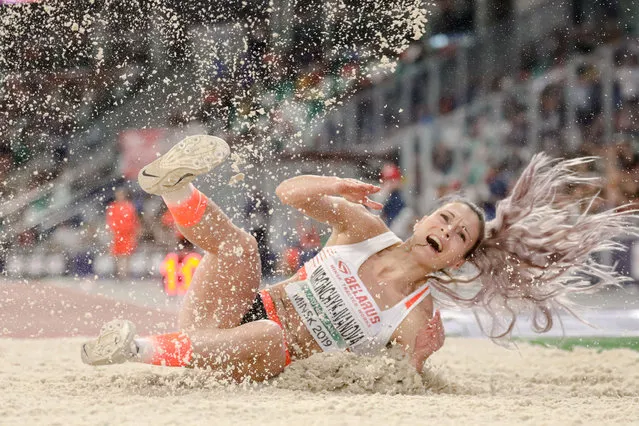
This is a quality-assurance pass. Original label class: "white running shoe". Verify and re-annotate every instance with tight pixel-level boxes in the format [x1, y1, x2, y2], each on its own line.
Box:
[138, 135, 230, 195]
[81, 319, 137, 366]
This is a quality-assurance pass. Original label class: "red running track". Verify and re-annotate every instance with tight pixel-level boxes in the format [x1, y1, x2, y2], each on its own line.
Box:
[0, 282, 176, 338]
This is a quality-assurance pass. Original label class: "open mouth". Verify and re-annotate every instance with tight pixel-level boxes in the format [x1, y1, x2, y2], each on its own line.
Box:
[426, 235, 443, 253]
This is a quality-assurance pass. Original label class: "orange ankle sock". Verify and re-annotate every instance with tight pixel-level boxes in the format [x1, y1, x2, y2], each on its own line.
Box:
[147, 332, 193, 367]
[165, 187, 208, 227]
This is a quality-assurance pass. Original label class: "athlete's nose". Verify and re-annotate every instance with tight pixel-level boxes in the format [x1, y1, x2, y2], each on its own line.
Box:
[441, 227, 450, 239]
[447, 219, 461, 235]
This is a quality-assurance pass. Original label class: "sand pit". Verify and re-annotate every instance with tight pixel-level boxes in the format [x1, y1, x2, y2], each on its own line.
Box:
[1, 337, 637, 425]
[1, 280, 637, 424]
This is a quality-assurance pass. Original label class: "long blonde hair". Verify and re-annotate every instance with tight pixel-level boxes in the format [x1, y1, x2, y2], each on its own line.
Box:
[428, 153, 639, 341]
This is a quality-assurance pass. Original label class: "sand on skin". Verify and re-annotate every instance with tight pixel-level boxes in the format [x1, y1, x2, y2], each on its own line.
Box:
[1, 337, 637, 426]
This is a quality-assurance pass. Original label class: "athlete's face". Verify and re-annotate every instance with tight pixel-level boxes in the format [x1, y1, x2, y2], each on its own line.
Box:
[410, 202, 482, 271]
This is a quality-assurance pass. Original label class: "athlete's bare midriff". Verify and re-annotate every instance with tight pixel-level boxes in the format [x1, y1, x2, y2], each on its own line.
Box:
[267, 278, 323, 359]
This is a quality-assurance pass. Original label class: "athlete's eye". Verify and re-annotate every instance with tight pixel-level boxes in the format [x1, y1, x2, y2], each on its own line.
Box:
[440, 213, 449, 222]
[459, 232, 466, 243]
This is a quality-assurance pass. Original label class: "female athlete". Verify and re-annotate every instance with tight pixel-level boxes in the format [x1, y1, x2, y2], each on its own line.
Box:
[81, 136, 638, 381]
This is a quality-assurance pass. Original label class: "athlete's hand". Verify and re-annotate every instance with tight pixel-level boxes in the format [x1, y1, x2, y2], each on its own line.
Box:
[411, 310, 445, 373]
[335, 178, 383, 210]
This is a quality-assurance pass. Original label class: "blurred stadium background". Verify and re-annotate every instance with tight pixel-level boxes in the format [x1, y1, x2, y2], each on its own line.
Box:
[1, 0, 638, 340]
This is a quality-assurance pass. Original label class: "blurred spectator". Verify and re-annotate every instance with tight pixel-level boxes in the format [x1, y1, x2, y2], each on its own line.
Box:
[573, 23, 598, 55]
[0, 144, 12, 195]
[298, 223, 322, 265]
[106, 188, 140, 280]
[439, 93, 457, 115]
[379, 163, 405, 225]
[244, 190, 275, 277]
[17, 227, 38, 249]
[506, 106, 529, 147]
[480, 164, 510, 221]
[281, 244, 301, 277]
[538, 83, 567, 155]
[50, 218, 93, 276]
[616, 49, 639, 104]
[572, 64, 603, 144]
[279, 220, 322, 276]
[432, 143, 455, 175]
[602, 141, 639, 209]
[377, 163, 416, 240]
[617, 98, 639, 137]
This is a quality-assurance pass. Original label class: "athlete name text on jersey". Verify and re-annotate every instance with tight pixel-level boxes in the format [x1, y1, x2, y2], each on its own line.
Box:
[311, 266, 366, 347]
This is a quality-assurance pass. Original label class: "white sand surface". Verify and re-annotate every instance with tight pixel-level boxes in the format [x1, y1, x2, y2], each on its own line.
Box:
[1, 337, 637, 426]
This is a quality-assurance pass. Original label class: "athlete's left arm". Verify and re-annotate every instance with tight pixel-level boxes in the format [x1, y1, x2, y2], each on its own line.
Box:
[393, 309, 445, 373]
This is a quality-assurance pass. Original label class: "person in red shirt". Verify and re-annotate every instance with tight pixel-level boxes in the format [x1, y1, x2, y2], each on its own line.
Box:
[106, 188, 140, 279]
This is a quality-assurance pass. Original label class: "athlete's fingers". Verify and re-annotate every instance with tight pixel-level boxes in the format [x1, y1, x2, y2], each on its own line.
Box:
[430, 310, 443, 329]
[432, 309, 441, 321]
[363, 198, 383, 210]
[352, 186, 380, 196]
[339, 183, 380, 203]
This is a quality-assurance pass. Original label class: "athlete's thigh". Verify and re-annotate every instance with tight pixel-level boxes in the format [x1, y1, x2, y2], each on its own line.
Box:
[190, 320, 287, 382]
[179, 248, 261, 330]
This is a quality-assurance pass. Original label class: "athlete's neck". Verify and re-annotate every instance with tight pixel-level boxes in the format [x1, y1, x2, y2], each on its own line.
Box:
[369, 243, 434, 293]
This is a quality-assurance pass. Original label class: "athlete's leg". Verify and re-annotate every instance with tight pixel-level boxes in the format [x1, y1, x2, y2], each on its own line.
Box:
[82, 136, 287, 381]
[158, 194, 288, 380]
[157, 157, 286, 379]
[169, 192, 262, 329]
[187, 321, 287, 381]
[137, 135, 262, 328]
[81, 318, 287, 381]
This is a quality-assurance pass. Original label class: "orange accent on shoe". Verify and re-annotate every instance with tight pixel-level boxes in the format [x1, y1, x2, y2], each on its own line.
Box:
[149, 332, 193, 367]
[167, 189, 208, 227]
[259, 289, 292, 366]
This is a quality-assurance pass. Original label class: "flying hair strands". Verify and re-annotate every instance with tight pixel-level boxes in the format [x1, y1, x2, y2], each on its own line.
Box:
[427, 153, 639, 341]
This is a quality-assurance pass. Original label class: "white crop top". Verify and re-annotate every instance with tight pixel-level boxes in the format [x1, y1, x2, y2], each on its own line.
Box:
[284, 232, 431, 355]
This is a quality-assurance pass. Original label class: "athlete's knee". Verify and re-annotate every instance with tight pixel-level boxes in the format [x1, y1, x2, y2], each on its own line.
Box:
[220, 230, 259, 259]
[240, 231, 259, 254]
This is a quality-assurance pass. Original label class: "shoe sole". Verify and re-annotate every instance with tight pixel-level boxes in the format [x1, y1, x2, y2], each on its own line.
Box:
[138, 135, 230, 195]
[81, 319, 136, 366]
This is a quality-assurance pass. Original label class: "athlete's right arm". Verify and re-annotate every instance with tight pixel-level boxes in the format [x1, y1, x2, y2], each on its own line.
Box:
[276, 175, 384, 233]
[409, 310, 445, 373]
